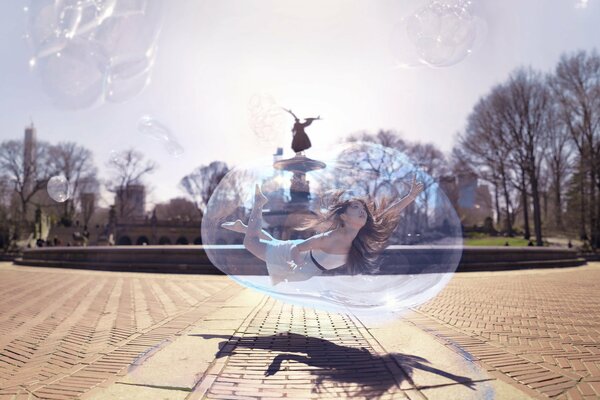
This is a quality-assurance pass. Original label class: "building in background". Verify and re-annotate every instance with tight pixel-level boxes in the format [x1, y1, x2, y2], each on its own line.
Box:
[439, 171, 493, 228]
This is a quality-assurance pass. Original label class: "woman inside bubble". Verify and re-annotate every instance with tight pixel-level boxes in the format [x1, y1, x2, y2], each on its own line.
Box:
[221, 176, 425, 285]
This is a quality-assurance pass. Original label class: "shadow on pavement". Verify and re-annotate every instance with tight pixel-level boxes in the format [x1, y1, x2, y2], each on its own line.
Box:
[194, 333, 480, 398]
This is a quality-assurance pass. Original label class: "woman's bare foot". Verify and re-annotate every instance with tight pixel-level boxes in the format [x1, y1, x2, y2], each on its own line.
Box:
[254, 184, 268, 208]
[221, 220, 247, 234]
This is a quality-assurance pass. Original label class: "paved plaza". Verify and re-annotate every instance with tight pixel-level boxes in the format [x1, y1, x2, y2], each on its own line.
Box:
[0, 261, 599, 399]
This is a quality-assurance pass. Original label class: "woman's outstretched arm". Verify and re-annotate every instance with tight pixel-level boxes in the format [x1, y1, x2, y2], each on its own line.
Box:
[386, 175, 425, 215]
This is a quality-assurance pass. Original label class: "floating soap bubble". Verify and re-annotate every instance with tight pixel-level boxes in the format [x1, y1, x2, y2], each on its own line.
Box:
[201, 142, 462, 321]
[93, 1, 162, 64]
[26, 0, 116, 58]
[26, 0, 163, 108]
[138, 115, 168, 140]
[137, 115, 184, 158]
[47, 175, 73, 202]
[248, 93, 288, 145]
[36, 40, 109, 109]
[391, 0, 487, 68]
[164, 140, 184, 158]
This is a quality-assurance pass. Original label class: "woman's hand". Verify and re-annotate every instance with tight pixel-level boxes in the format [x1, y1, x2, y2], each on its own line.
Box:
[409, 175, 425, 198]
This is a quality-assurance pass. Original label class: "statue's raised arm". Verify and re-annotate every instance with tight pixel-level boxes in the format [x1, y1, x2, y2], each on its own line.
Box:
[282, 108, 299, 121]
[304, 115, 321, 123]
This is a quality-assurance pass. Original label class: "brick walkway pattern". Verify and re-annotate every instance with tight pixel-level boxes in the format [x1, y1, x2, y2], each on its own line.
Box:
[1, 263, 600, 399]
[0, 265, 237, 399]
[194, 298, 412, 400]
[416, 266, 600, 399]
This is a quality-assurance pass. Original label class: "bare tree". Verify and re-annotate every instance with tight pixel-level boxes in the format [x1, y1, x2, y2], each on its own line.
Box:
[406, 142, 449, 179]
[550, 50, 600, 247]
[564, 161, 589, 240]
[347, 129, 408, 151]
[0, 140, 53, 234]
[180, 161, 230, 215]
[493, 68, 551, 245]
[457, 89, 516, 235]
[0, 175, 11, 249]
[47, 142, 98, 224]
[543, 96, 574, 231]
[106, 149, 157, 219]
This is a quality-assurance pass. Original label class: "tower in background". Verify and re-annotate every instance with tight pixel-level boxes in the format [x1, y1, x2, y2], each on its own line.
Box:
[23, 123, 37, 191]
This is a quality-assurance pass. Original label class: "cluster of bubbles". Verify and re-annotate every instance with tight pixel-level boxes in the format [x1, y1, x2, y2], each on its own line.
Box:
[47, 175, 73, 202]
[201, 142, 462, 321]
[26, 0, 163, 108]
[247, 93, 289, 146]
[391, 0, 487, 68]
[137, 115, 184, 158]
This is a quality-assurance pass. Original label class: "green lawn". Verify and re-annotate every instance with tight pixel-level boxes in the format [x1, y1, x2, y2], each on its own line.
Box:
[464, 236, 532, 247]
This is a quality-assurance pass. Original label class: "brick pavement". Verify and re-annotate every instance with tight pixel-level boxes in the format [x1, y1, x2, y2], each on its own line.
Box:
[414, 263, 600, 399]
[0, 263, 239, 400]
[1, 261, 600, 399]
[193, 298, 412, 400]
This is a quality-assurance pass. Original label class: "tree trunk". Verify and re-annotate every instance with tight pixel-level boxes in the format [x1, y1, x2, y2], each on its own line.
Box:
[554, 170, 563, 230]
[521, 170, 530, 240]
[530, 169, 543, 246]
[18, 198, 29, 240]
[494, 181, 501, 226]
[501, 170, 513, 236]
[589, 162, 600, 250]
[580, 168, 587, 241]
[542, 190, 548, 228]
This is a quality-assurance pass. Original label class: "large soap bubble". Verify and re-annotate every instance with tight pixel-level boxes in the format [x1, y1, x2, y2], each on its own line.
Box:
[26, 0, 163, 108]
[36, 40, 109, 109]
[391, 0, 487, 68]
[201, 142, 462, 321]
[47, 175, 73, 202]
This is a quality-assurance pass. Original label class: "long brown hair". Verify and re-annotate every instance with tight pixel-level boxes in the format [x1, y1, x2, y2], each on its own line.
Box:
[301, 191, 401, 274]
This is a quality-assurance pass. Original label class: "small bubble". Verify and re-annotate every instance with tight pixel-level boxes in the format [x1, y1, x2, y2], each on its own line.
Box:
[165, 140, 184, 158]
[137, 115, 184, 158]
[47, 175, 73, 202]
[138, 115, 170, 141]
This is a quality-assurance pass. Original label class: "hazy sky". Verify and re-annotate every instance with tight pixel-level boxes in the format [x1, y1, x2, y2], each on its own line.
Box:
[0, 0, 599, 207]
